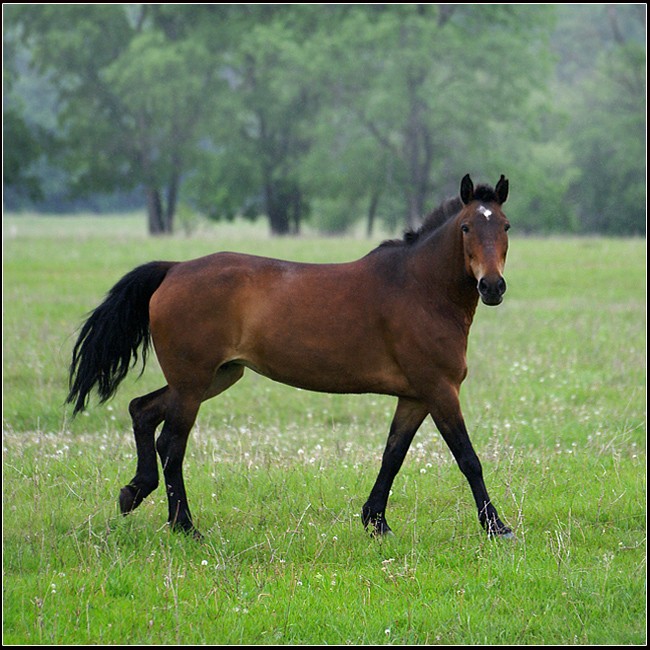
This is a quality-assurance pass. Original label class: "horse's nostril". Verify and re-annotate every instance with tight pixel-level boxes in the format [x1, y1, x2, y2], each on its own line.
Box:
[478, 276, 506, 297]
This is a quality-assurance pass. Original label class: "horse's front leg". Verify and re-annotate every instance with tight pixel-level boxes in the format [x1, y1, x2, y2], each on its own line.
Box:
[362, 397, 429, 536]
[428, 385, 513, 538]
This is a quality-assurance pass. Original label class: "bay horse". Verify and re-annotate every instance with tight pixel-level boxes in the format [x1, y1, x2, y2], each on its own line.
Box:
[67, 174, 513, 540]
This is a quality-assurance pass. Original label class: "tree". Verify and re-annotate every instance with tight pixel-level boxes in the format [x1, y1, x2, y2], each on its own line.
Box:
[6, 5, 642, 236]
[2, 70, 48, 204]
[5, 4, 223, 233]
[188, 6, 325, 235]
[305, 5, 556, 230]
[561, 5, 646, 234]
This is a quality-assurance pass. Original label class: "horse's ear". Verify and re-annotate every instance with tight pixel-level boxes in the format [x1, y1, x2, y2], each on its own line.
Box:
[495, 175, 509, 204]
[460, 174, 474, 204]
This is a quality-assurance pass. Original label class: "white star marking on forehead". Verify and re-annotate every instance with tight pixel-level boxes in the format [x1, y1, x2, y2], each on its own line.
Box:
[477, 205, 492, 220]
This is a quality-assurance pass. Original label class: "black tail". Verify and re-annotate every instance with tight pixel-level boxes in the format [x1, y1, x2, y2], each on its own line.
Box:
[66, 261, 176, 416]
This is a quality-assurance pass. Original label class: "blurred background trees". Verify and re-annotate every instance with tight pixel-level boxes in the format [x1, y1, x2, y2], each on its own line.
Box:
[3, 4, 645, 236]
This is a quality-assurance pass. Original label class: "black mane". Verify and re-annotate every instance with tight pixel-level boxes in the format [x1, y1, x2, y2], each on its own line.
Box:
[402, 196, 464, 246]
[376, 184, 499, 250]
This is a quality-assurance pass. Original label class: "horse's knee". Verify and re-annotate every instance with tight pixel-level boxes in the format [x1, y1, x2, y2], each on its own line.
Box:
[457, 452, 483, 480]
[129, 392, 154, 420]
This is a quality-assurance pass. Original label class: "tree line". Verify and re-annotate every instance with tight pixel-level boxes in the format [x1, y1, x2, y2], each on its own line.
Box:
[3, 4, 645, 236]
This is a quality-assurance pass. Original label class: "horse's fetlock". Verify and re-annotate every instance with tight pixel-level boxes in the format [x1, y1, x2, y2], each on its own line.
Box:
[362, 504, 392, 536]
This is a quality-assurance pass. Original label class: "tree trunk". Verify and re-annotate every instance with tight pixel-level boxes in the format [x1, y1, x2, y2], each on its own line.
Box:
[266, 184, 291, 235]
[406, 194, 423, 231]
[403, 72, 433, 231]
[366, 189, 381, 237]
[146, 187, 164, 234]
[145, 185, 174, 235]
[265, 179, 304, 236]
[163, 172, 179, 233]
[268, 209, 291, 235]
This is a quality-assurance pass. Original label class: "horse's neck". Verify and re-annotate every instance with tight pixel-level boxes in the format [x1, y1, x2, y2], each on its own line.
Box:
[409, 218, 479, 322]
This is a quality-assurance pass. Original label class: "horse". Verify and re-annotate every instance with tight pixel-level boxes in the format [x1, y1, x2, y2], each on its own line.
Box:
[67, 174, 513, 540]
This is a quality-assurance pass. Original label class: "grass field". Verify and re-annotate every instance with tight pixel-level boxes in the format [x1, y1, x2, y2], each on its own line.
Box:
[2, 214, 646, 645]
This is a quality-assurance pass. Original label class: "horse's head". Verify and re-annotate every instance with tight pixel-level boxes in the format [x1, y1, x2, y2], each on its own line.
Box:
[458, 174, 510, 306]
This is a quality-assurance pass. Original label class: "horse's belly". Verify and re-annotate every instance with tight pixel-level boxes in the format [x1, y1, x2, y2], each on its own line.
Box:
[239, 332, 412, 397]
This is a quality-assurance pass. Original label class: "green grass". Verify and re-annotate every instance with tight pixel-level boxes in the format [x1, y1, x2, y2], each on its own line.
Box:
[3, 214, 646, 645]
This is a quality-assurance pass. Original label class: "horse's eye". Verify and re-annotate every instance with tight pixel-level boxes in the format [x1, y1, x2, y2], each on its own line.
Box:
[460, 224, 470, 234]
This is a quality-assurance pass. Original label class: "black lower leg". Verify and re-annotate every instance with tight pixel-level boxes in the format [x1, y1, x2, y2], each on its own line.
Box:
[120, 388, 167, 515]
[437, 417, 512, 537]
[363, 398, 428, 535]
[456, 451, 512, 536]
[155, 402, 200, 536]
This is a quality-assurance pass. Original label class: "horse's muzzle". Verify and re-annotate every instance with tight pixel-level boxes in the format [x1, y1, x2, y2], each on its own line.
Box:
[478, 276, 506, 306]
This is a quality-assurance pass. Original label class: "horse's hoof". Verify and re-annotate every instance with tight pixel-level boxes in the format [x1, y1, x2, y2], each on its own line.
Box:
[489, 526, 516, 541]
[181, 525, 205, 541]
[361, 505, 393, 536]
[118, 485, 138, 514]
[363, 516, 394, 538]
[170, 520, 204, 541]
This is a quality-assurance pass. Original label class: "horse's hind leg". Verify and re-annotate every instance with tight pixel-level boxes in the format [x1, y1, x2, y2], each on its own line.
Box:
[155, 391, 202, 535]
[156, 362, 245, 537]
[119, 386, 169, 516]
[120, 362, 244, 536]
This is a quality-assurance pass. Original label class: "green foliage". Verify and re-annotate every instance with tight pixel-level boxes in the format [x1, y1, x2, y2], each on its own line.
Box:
[3, 5, 645, 235]
[191, 11, 321, 234]
[300, 4, 556, 229]
[2, 218, 645, 644]
[551, 4, 646, 235]
[2, 107, 46, 201]
[566, 41, 645, 234]
[4, 5, 223, 232]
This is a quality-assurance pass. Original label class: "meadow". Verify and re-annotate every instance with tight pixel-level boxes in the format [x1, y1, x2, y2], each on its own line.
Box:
[2, 214, 646, 645]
